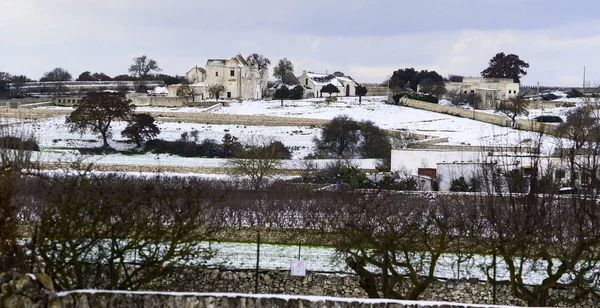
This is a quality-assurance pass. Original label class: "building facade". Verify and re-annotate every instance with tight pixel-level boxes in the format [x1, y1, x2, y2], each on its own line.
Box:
[169, 55, 265, 100]
[442, 77, 520, 109]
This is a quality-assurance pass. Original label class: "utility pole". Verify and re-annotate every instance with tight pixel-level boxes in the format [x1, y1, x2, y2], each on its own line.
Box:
[583, 66, 586, 88]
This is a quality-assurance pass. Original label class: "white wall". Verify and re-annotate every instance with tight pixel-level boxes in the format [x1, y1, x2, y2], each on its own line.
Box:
[391, 149, 485, 175]
[437, 163, 489, 192]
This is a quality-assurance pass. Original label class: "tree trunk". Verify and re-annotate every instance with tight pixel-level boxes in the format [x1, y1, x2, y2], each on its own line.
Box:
[101, 131, 109, 148]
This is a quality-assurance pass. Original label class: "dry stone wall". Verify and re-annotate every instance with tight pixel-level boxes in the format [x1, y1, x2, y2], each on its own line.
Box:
[397, 97, 559, 137]
[1, 270, 596, 307]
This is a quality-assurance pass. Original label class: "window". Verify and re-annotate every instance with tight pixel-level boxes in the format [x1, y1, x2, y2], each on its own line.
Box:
[305, 79, 308, 86]
[555, 170, 566, 179]
[230, 70, 235, 77]
[470, 90, 475, 94]
[215, 72, 219, 77]
[227, 92, 231, 98]
[463, 91, 467, 94]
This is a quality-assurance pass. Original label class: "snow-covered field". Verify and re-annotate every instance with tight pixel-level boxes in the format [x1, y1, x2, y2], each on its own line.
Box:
[3, 96, 576, 169]
[173, 241, 564, 286]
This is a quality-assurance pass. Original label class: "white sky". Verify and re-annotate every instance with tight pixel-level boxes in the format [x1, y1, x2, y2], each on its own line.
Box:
[1, 0, 599, 86]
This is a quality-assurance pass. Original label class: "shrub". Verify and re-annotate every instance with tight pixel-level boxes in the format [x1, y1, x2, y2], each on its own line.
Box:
[450, 176, 470, 192]
[290, 85, 304, 100]
[325, 97, 337, 104]
[338, 166, 375, 189]
[0, 136, 39, 151]
[391, 92, 438, 105]
[567, 89, 584, 98]
[535, 115, 563, 123]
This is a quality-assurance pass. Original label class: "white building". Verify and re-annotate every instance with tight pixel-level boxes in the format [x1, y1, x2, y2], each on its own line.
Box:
[297, 71, 358, 98]
[168, 55, 265, 100]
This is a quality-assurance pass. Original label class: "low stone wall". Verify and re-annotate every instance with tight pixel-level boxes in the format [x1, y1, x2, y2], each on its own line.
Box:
[1, 271, 594, 307]
[129, 96, 188, 107]
[398, 97, 560, 137]
[364, 85, 389, 96]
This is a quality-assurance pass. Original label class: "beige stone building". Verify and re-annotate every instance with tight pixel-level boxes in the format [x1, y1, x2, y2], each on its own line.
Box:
[441, 77, 520, 109]
[168, 55, 265, 100]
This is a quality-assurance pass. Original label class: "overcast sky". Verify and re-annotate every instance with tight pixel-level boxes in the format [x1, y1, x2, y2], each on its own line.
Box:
[1, 0, 598, 86]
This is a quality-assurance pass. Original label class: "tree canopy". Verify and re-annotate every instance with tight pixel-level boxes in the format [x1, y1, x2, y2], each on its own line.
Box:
[321, 83, 340, 97]
[40, 68, 72, 82]
[121, 113, 160, 147]
[273, 85, 290, 106]
[66, 92, 135, 148]
[314, 115, 391, 159]
[389, 68, 444, 92]
[273, 58, 294, 81]
[481, 52, 529, 83]
[129, 55, 161, 80]
[76, 71, 112, 81]
[356, 84, 368, 103]
[246, 53, 271, 79]
[289, 85, 304, 100]
[496, 97, 529, 128]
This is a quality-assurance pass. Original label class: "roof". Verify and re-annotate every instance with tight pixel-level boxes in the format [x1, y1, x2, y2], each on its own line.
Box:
[186, 66, 206, 74]
[306, 73, 342, 87]
[232, 54, 250, 67]
[206, 59, 227, 66]
[269, 81, 300, 90]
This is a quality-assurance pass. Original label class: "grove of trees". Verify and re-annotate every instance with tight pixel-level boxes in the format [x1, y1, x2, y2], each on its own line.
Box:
[388, 68, 444, 95]
[313, 115, 391, 160]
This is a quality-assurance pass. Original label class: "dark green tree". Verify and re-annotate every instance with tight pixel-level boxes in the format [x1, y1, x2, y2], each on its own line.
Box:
[321, 83, 340, 97]
[121, 113, 160, 147]
[289, 85, 304, 100]
[66, 92, 135, 148]
[450, 176, 470, 192]
[314, 115, 361, 158]
[355, 84, 368, 104]
[389, 68, 444, 92]
[481, 52, 529, 83]
[272, 58, 294, 81]
[359, 120, 391, 159]
[40, 68, 72, 82]
[273, 85, 290, 106]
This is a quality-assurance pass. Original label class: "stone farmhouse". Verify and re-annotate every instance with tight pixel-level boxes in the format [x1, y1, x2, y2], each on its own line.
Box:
[168, 54, 265, 100]
[435, 77, 520, 109]
[297, 71, 358, 98]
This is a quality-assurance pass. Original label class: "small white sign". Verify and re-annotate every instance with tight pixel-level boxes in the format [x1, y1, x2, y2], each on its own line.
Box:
[290, 260, 306, 277]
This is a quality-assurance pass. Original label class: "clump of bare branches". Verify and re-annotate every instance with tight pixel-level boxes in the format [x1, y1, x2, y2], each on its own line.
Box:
[0, 125, 39, 272]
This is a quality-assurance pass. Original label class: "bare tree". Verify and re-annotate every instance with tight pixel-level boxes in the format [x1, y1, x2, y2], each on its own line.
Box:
[0, 126, 38, 272]
[36, 172, 217, 291]
[229, 138, 283, 190]
[496, 97, 529, 128]
[128, 55, 161, 80]
[207, 84, 225, 101]
[330, 191, 472, 300]
[246, 53, 271, 95]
